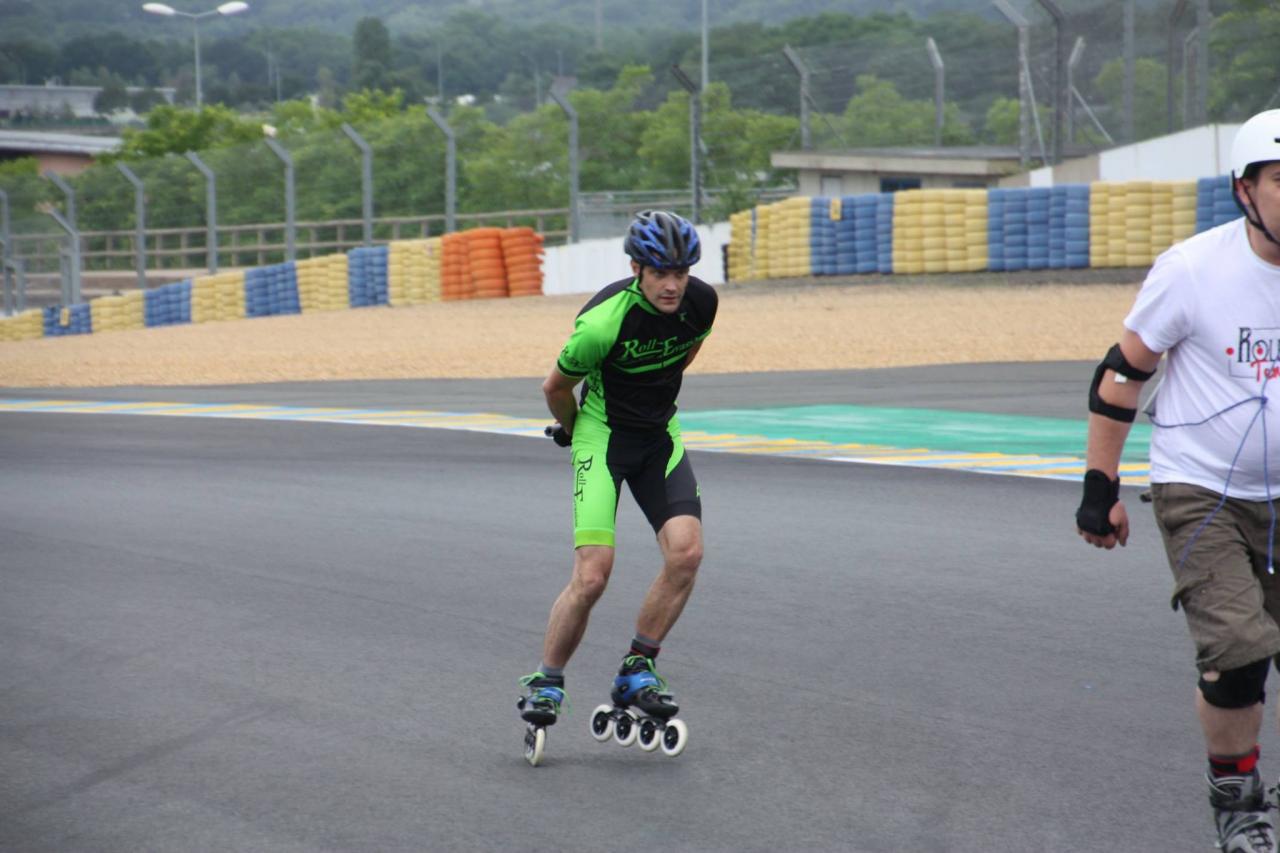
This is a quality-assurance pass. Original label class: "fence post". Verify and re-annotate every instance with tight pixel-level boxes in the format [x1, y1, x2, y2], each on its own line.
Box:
[185, 152, 218, 273]
[340, 123, 374, 247]
[426, 106, 457, 233]
[264, 138, 296, 262]
[0, 188, 11, 315]
[1167, 0, 1189, 133]
[1033, 0, 1066, 165]
[45, 208, 81, 305]
[782, 45, 811, 151]
[925, 38, 945, 147]
[670, 64, 702, 225]
[115, 163, 148, 290]
[993, 0, 1032, 168]
[549, 90, 580, 243]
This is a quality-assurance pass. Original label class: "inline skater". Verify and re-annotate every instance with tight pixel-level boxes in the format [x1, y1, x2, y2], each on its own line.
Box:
[1076, 110, 1280, 851]
[518, 210, 717, 764]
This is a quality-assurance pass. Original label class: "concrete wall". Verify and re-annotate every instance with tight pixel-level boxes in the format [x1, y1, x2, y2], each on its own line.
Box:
[1006, 125, 1239, 187]
[542, 222, 732, 296]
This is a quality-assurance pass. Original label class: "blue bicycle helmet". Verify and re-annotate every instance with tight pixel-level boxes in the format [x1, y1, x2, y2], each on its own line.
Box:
[623, 210, 701, 269]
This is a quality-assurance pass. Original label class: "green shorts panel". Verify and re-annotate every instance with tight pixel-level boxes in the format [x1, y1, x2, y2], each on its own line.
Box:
[568, 414, 701, 549]
[1151, 482, 1280, 673]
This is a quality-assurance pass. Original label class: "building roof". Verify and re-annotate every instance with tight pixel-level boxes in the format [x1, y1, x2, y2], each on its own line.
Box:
[0, 130, 122, 157]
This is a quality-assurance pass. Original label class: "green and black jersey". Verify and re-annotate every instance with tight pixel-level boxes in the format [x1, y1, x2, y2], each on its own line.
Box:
[556, 275, 718, 432]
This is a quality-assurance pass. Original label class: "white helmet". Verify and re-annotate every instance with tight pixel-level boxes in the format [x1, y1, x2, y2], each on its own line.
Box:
[1231, 109, 1280, 180]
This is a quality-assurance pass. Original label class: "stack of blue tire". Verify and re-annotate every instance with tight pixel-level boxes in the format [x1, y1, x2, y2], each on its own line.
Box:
[1063, 185, 1090, 268]
[1048, 187, 1068, 269]
[835, 197, 860, 276]
[1196, 176, 1238, 233]
[1026, 188, 1051, 270]
[1002, 189, 1029, 272]
[348, 246, 390, 308]
[810, 198, 838, 276]
[42, 303, 92, 336]
[987, 189, 1007, 271]
[244, 262, 301, 319]
[144, 280, 192, 327]
[853, 196, 879, 274]
[875, 193, 894, 274]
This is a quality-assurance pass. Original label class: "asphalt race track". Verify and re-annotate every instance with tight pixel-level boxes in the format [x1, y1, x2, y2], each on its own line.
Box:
[0, 364, 1238, 852]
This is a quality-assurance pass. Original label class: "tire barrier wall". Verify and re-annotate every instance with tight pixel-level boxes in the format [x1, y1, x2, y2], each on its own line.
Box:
[1197, 176, 1240, 232]
[387, 238, 442, 306]
[143, 280, 192, 328]
[2, 226, 546, 342]
[44, 303, 92, 336]
[727, 176, 1245, 281]
[245, 263, 301, 319]
[295, 254, 348, 314]
[192, 271, 247, 324]
[90, 290, 145, 334]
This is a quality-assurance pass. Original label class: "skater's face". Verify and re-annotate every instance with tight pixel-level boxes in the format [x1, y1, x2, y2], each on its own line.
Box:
[1238, 162, 1280, 263]
[633, 261, 689, 314]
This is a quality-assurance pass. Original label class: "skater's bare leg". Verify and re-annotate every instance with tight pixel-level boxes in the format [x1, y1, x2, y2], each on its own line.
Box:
[542, 545, 614, 669]
[635, 516, 703, 643]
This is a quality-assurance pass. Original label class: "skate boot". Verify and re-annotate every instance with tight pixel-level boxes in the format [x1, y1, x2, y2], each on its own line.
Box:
[516, 673, 566, 767]
[589, 655, 688, 757]
[1208, 771, 1276, 852]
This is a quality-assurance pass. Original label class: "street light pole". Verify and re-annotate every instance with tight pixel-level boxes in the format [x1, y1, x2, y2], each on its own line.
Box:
[142, 2, 250, 109]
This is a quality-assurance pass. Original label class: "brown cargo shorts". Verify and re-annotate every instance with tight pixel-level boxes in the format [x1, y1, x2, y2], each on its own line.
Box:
[1151, 482, 1280, 674]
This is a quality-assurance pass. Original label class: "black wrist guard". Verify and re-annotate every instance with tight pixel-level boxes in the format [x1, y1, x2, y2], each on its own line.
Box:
[1076, 469, 1120, 535]
[545, 425, 572, 447]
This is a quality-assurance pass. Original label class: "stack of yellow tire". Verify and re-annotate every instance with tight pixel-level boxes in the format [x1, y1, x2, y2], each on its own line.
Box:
[501, 228, 543, 297]
[1124, 181, 1154, 267]
[1170, 181, 1198, 245]
[756, 201, 777, 279]
[1089, 183, 1111, 267]
[388, 239, 439, 306]
[1107, 183, 1130, 268]
[783, 197, 812, 277]
[89, 290, 145, 333]
[962, 190, 989, 271]
[1149, 182, 1175, 261]
[0, 309, 44, 342]
[728, 209, 755, 281]
[295, 254, 349, 313]
[191, 270, 246, 323]
[892, 190, 926, 274]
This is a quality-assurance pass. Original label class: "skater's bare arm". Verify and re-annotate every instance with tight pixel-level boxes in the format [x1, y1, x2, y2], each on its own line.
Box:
[543, 367, 582, 437]
[1078, 330, 1161, 550]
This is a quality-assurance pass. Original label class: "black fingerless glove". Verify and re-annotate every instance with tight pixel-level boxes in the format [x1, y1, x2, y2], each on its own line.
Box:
[545, 425, 572, 447]
[1076, 469, 1120, 535]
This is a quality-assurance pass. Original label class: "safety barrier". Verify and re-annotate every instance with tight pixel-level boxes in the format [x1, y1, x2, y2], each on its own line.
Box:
[245, 263, 301, 319]
[294, 255, 348, 314]
[90, 290, 145, 334]
[144, 280, 191, 327]
[728, 175, 1241, 281]
[192, 270, 247, 324]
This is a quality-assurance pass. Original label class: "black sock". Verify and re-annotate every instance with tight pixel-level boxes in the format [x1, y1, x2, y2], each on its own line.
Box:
[1209, 746, 1260, 778]
[628, 635, 661, 661]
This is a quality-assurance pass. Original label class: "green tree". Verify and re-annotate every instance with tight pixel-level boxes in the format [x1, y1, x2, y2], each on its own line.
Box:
[838, 75, 973, 147]
[112, 104, 264, 159]
[353, 17, 392, 91]
[1092, 58, 1171, 142]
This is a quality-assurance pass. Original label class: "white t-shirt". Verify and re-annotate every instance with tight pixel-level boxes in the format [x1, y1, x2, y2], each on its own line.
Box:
[1125, 218, 1280, 499]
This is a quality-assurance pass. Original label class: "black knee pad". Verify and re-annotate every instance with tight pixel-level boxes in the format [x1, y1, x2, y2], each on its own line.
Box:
[1199, 658, 1271, 709]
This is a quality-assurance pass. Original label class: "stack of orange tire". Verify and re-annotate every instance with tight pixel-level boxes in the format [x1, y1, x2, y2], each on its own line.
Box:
[441, 232, 473, 300]
[501, 227, 544, 297]
[467, 228, 508, 299]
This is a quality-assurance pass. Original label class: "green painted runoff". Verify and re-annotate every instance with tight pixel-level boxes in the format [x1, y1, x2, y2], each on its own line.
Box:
[678, 405, 1151, 462]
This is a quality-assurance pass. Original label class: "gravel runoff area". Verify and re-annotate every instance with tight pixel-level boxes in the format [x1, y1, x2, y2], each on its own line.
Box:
[0, 270, 1147, 388]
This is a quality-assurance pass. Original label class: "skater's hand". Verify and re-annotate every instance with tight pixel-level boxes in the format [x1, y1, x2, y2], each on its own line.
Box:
[1076, 469, 1128, 549]
[1078, 500, 1129, 549]
[545, 425, 572, 447]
